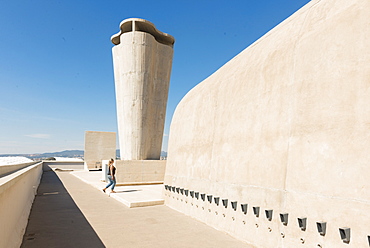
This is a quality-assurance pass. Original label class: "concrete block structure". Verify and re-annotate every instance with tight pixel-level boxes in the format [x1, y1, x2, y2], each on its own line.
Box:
[115, 160, 166, 185]
[111, 18, 174, 160]
[164, 0, 370, 247]
[84, 131, 116, 170]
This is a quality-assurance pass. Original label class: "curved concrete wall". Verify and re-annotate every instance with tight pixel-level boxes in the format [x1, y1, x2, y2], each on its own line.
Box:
[112, 19, 174, 160]
[0, 162, 42, 248]
[164, 0, 370, 247]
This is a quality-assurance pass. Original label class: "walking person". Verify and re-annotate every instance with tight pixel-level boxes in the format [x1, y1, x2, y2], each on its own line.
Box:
[102, 158, 116, 193]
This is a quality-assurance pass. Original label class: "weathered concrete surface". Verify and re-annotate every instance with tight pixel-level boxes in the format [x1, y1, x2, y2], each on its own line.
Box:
[115, 160, 166, 185]
[112, 18, 174, 160]
[0, 162, 36, 177]
[164, 0, 370, 247]
[0, 163, 42, 248]
[22, 171, 252, 248]
[71, 170, 164, 208]
[84, 131, 116, 170]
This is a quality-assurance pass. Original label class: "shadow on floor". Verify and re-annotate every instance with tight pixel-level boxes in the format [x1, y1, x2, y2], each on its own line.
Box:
[21, 170, 105, 248]
[119, 189, 141, 193]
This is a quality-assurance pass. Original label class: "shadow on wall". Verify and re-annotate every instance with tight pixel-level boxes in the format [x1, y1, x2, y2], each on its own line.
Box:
[21, 170, 105, 248]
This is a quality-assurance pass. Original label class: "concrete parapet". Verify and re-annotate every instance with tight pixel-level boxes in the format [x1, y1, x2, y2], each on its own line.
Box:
[0, 162, 42, 248]
[42, 161, 85, 171]
[115, 160, 166, 185]
[0, 162, 37, 177]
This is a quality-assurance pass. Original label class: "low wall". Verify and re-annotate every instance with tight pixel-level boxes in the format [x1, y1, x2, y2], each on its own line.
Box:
[0, 162, 43, 248]
[42, 161, 85, 171]
[115, 160, 166, 185]
[0, 162, 37, 177]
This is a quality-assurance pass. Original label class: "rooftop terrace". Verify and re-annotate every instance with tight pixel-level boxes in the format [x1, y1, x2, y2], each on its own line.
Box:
[19, 166, 251, 247]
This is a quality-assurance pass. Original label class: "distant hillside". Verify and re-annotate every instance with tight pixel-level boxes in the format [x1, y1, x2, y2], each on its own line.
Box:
[0, 150, 84, 159]
[41, 150, 84, 157]
[0, 149, 168, 159]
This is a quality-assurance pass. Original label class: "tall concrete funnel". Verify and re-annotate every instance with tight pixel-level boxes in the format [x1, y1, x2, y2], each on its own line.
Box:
[111, 18, 175, 160]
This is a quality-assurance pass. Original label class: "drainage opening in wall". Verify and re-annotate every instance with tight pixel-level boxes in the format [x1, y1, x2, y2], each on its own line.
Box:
[265, 209, 273, 221]
[241, 204, 248, 214]
[339, 227, 350, 244]
[253, 206, 260, 217]
[280, 213, 288, 226]
[316, 222, 327, 236]
[298, 217, 307, 231]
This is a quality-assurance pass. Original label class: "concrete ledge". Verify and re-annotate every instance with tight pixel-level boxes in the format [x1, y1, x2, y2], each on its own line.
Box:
[0, 162, 37, 177]
[42, 161, 84, 171]
[112, 196, 164, 208]
[0, 162, 42, 248]
[117, 181, 163, 186]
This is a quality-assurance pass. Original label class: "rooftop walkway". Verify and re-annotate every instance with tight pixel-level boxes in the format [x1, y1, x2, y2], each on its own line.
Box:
[21, 170, 253, 248]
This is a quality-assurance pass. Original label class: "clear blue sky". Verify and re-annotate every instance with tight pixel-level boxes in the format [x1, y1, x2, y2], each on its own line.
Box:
[0, 0, 310, 154]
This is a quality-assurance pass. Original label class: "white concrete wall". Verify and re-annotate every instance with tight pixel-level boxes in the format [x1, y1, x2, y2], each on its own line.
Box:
[164, 0, 370, 247]
[101, 159, 109, 182]
[115, 160, 166, 185]
[112, 18, 174, 160]
[0, 162, 42, 248]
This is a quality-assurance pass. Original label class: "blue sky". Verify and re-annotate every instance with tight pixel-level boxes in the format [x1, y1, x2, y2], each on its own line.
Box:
[0, 0, 310, 154]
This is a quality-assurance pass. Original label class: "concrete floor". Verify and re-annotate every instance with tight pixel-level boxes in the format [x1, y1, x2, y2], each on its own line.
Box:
[21, 170, 253, 248]
[70, 170, 164, 208]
